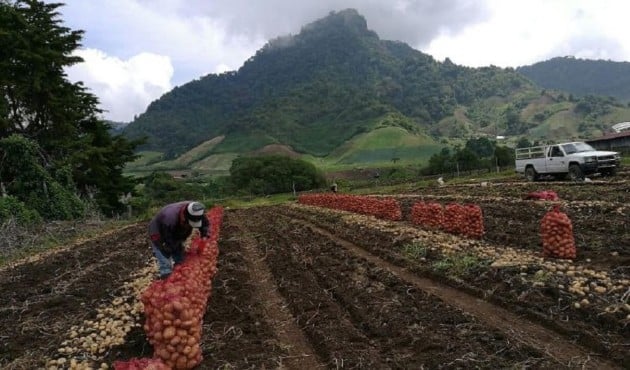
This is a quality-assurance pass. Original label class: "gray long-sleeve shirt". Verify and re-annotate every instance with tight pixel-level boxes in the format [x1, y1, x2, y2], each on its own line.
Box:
[148, 201, 210, 253]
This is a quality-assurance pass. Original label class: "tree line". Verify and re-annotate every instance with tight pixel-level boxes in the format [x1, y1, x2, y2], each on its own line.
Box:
[0, 0, 141, 224]
[517, 56, 630, 102]
[422, 137, 514, 175]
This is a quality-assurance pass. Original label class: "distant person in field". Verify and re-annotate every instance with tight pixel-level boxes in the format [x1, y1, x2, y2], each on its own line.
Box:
[148, 201, 210, 279]
[330, 182, 338, 193]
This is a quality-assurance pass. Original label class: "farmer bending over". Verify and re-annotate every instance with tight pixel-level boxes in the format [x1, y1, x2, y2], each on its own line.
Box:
[148, 201, 210, 279]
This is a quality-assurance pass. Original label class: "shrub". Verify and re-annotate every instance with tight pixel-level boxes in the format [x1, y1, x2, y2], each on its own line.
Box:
[0, 196, 42, 225]
[0, 135, 85, 220]
[230, 155, 327, 195]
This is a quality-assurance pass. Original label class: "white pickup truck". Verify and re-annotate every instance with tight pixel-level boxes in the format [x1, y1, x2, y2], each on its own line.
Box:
[515, 142, 620, 181]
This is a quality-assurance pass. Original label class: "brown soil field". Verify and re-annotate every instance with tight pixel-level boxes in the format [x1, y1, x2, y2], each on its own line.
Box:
[0, 175, 628, 369]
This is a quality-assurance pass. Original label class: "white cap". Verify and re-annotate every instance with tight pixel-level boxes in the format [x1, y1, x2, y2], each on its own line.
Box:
[186, 202, 205, 228]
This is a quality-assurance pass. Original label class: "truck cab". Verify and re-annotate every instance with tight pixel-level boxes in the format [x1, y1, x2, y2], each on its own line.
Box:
[515, 142, 620, 181]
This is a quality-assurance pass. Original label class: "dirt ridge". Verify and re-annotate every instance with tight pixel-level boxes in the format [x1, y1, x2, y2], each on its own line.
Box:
[292, 217, 620, 370]
[227, 215, 323, 369]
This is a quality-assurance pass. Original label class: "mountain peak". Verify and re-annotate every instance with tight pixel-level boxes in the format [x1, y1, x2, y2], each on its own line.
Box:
[124, 8, 546, 160]
[259, 9, 377, 56]
[302, 9, 368, 34]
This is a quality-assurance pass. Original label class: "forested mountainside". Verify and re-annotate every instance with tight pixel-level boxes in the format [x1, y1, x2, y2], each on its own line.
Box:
[123, 9, 630, 170]
[517, 56, 630, 102]
[122, 9, 532, 159]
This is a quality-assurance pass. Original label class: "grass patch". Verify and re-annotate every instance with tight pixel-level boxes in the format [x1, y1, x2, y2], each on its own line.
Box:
[532, 269, 553, 284]
[333, 126, 442, 166]
[213, 131, 279, 153]
[432, 253, 490, 278]
[402, 242, 428, 260]
[190, 153, 239, 173]
[215, 193, 297, 209]
[125, 151, 164, 171]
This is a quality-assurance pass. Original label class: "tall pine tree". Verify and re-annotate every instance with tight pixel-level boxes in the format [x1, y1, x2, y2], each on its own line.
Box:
[0, 0, 141, 216]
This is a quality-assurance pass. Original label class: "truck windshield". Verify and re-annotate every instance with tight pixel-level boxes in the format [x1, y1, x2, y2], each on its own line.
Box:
[561, 142, 596, 154]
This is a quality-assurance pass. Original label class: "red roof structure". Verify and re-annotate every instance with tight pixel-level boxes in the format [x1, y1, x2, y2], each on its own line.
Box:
[587, 131, 630, 142]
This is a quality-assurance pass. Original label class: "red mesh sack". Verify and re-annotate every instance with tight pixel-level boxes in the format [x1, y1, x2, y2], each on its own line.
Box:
[540, 205, 576, 259]
[411, 202, 445, 230]
[410, 202, 428, 226]
[114, 358, 169, 370]
[443, 203, 465, 234]
[138, 207, 223, 369]
[462, 204, 484, 239]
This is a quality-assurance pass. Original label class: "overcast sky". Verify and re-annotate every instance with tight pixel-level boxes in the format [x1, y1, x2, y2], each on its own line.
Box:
[49, 0, 630, 122]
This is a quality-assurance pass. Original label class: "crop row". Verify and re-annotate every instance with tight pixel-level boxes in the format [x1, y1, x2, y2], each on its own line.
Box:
[299, 193, 576, 259]
[115, 207, 224, 370]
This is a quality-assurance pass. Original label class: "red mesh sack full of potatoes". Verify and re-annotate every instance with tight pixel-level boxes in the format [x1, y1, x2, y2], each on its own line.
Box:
[139, 208, 222, 369]
[114, 358, 169, 370]
[540, 205, 576, 259]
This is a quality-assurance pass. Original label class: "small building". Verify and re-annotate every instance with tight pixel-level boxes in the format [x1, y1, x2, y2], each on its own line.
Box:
[586, 131, 630, 154]
[166, 170, 192, 179]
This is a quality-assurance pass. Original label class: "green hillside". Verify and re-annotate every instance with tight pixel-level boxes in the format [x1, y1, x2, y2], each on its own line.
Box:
[122, 10, 630, 176]
[190, 153, 239, 175]
[333, 126, 439, 165]
[123, 9, 532, 158]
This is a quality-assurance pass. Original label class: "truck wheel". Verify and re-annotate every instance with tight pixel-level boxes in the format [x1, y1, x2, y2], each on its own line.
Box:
[524, 167, 538, 182]
[568, 164, 584, 181]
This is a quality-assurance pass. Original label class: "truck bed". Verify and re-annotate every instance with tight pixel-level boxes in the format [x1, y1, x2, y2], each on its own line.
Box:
[515, 146, 546, 160]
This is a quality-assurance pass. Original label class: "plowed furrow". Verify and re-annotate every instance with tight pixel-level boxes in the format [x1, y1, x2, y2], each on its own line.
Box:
[288, 215, 619, 370]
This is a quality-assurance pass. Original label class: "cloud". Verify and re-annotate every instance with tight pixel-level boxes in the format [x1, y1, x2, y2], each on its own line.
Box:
[559, 1, 630, 62]
[56, 0, 490, 121]
[57, 0, 489, 82]
[57, 0, 266, 85]
[52, 0, 630, 121]
[66, 49, 174, 122]
[166, 0, 490, 48]
[425, 0, 630, 67]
